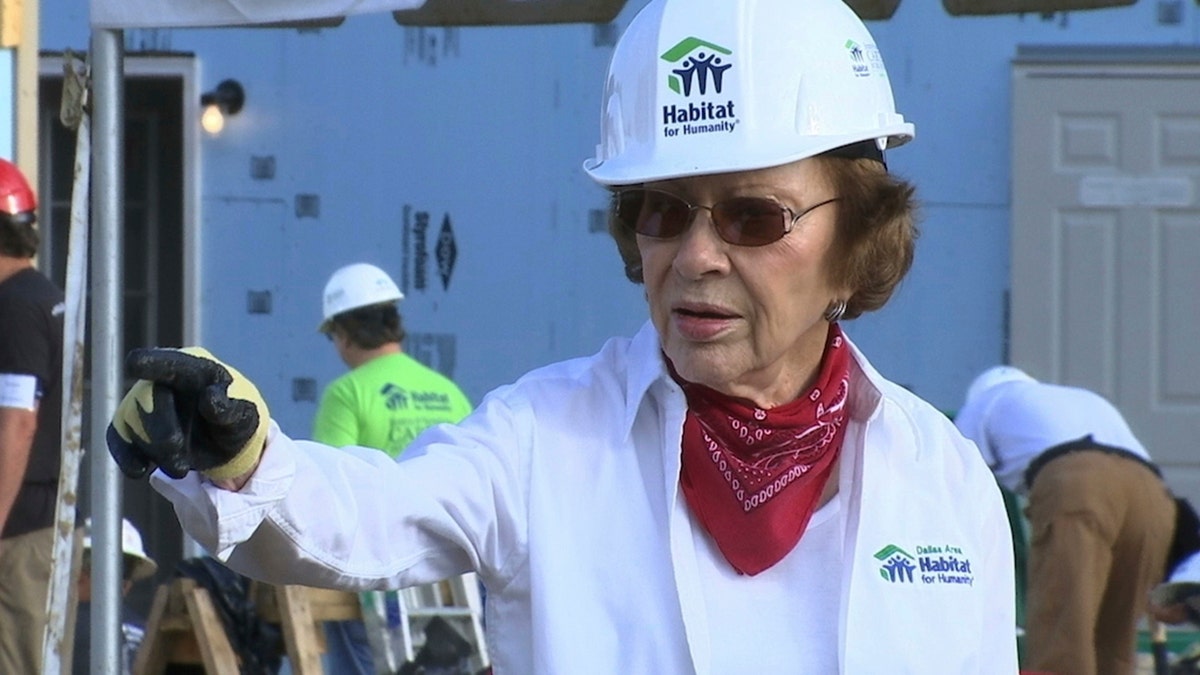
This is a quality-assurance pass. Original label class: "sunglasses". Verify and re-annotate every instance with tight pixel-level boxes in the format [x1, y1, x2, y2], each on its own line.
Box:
[614, 188, 841, 247]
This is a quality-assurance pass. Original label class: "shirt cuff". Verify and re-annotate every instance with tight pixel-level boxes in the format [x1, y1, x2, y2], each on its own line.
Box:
[150, 420, 297, 560]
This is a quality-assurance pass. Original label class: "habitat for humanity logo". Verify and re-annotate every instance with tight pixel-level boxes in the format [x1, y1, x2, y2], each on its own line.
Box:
[844, 39, 885, 78]
[659, 37, 738, 140]
[380, 383, 455, 412]
[874, 544, 916, 582]
[875, 543, 975, 586]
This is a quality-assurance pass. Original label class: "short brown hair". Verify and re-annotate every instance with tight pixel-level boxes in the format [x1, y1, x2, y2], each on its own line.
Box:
[606, 156, 919, 320]
[0, 213, 38, 258]
[329, 302, 406, 349]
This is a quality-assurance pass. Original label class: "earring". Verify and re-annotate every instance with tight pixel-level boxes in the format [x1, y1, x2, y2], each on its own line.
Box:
[823, 299, 846, 323]
[627, 261, 643, 282]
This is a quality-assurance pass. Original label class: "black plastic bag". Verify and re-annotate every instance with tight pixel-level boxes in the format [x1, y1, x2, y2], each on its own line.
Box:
[174, 556, 283, 675]
[396, 616, 479, 675]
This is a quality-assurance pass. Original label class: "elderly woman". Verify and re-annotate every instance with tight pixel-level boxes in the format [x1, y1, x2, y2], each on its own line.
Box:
[107, 0, 1017, 672]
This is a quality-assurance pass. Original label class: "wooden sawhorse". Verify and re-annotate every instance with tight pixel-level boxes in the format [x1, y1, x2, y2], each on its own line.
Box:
[133, 578, 363, 674]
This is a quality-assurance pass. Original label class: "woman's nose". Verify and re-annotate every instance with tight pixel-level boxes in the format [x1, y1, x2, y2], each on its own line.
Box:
[671, 209, 731, 279]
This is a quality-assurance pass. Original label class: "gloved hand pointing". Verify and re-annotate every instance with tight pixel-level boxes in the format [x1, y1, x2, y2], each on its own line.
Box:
[106, 347, 269, 482]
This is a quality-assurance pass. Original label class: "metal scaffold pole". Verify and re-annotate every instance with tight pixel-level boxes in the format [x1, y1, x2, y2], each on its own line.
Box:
[88, 28, 126, 675]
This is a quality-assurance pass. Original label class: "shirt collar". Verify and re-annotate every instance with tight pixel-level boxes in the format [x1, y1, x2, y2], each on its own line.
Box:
[842, 336, 885, 423]
[623, 321, 671, 437]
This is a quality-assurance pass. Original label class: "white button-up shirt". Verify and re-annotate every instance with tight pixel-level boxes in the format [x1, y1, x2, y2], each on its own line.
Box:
[153, 322, 1017, 673]
[954, 377, 1150, 495]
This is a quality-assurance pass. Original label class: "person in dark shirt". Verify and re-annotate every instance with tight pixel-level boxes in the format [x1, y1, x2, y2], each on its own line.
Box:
[0, 156, 65, 674]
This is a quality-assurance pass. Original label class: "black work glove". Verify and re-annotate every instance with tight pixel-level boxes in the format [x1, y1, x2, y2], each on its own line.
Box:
[106, 347, 270, 481]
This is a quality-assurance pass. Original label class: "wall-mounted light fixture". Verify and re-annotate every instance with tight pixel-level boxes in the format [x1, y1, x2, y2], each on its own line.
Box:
[200, 79, 245, 135]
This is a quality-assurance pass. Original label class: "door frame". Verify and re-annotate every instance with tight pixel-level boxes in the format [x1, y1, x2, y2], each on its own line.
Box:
[1010, 45, 1200, 502]
[38, 52, 205, 599]
[38, 53, 201, 344]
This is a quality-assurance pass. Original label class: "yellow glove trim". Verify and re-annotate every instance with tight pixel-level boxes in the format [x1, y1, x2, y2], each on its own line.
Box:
[112, 379, 156, 444]
[179, 347, 271, 481]
[202, 435, 265, 481]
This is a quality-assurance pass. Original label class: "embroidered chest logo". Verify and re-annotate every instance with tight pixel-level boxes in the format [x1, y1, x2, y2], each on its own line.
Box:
[875, 543, 975, 586]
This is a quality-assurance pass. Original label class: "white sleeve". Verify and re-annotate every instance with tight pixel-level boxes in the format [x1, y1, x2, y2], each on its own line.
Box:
[977, 471, 1020, 673]
[151, 393, 530, 591]
[0, 373, 38, 410]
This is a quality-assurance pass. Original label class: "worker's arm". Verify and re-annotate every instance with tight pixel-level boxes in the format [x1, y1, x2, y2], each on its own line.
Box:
[149, 392, 526, 590]
[0, 396, 39, 533]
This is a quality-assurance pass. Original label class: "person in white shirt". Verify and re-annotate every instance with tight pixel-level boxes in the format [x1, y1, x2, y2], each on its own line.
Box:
[105, 0, 1018, 672]
[956, 365, 1176, 675]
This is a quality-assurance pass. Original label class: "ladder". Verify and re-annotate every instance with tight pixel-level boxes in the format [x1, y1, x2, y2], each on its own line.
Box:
[361, 573, 490, 673]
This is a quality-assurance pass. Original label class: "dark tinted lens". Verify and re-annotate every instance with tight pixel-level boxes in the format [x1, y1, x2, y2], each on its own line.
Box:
[617, 189, 691, 238]
[711, 197, 787, 246]
[614, 190, 643, 232]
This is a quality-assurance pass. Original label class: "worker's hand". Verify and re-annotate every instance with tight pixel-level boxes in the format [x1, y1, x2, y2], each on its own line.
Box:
[1149, 600, 1191, 626]
[106, 347, 269, 483]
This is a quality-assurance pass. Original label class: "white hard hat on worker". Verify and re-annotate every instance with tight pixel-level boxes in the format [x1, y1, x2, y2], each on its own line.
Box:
[81, 517, 158, 582]
[318, 263, 404, 333]
[583, 0, 914, 185]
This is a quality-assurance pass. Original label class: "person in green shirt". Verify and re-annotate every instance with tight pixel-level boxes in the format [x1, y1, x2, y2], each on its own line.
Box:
[314, 262, 472, 457]
[312, 262, 472, 674]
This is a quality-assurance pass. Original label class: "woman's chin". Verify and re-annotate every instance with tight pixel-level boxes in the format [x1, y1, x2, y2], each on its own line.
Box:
[666, 349, 740, 390]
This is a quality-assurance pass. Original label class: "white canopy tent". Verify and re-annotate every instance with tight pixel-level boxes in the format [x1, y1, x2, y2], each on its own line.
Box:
[90, 0, 628, 27]
[73, 2, 627, 673]
[91, 0, 423, 29]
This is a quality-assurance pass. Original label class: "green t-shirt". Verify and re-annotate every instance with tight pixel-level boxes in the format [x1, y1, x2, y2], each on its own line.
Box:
[312, 352, 473, 459]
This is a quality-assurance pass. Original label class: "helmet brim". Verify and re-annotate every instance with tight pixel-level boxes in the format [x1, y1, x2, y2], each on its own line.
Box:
[584, 127, 913, 187]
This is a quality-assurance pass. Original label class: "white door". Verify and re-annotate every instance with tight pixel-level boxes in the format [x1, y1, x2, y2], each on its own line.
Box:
[1011, 54, 1200, 502]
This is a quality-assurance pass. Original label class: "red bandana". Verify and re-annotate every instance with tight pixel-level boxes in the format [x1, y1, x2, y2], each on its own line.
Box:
[675, 324, 851, 576]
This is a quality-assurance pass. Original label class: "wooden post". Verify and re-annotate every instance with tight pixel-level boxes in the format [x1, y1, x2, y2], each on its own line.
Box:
[133, 579, 239, 674]
[275, 585, 324, 674]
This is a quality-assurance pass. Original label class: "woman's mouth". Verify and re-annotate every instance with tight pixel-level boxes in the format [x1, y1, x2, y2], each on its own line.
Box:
[672, 305, 738, 340]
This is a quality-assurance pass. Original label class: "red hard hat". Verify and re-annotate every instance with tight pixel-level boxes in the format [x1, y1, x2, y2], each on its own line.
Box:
[0, 158, 36, 217]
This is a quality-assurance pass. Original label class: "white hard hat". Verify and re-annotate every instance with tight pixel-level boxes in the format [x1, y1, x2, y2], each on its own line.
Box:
[583, 0, 915, 186]
[82, 517, 158, 582]
[964, 365, 1036, 407]
[319, 263, 404, 332]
